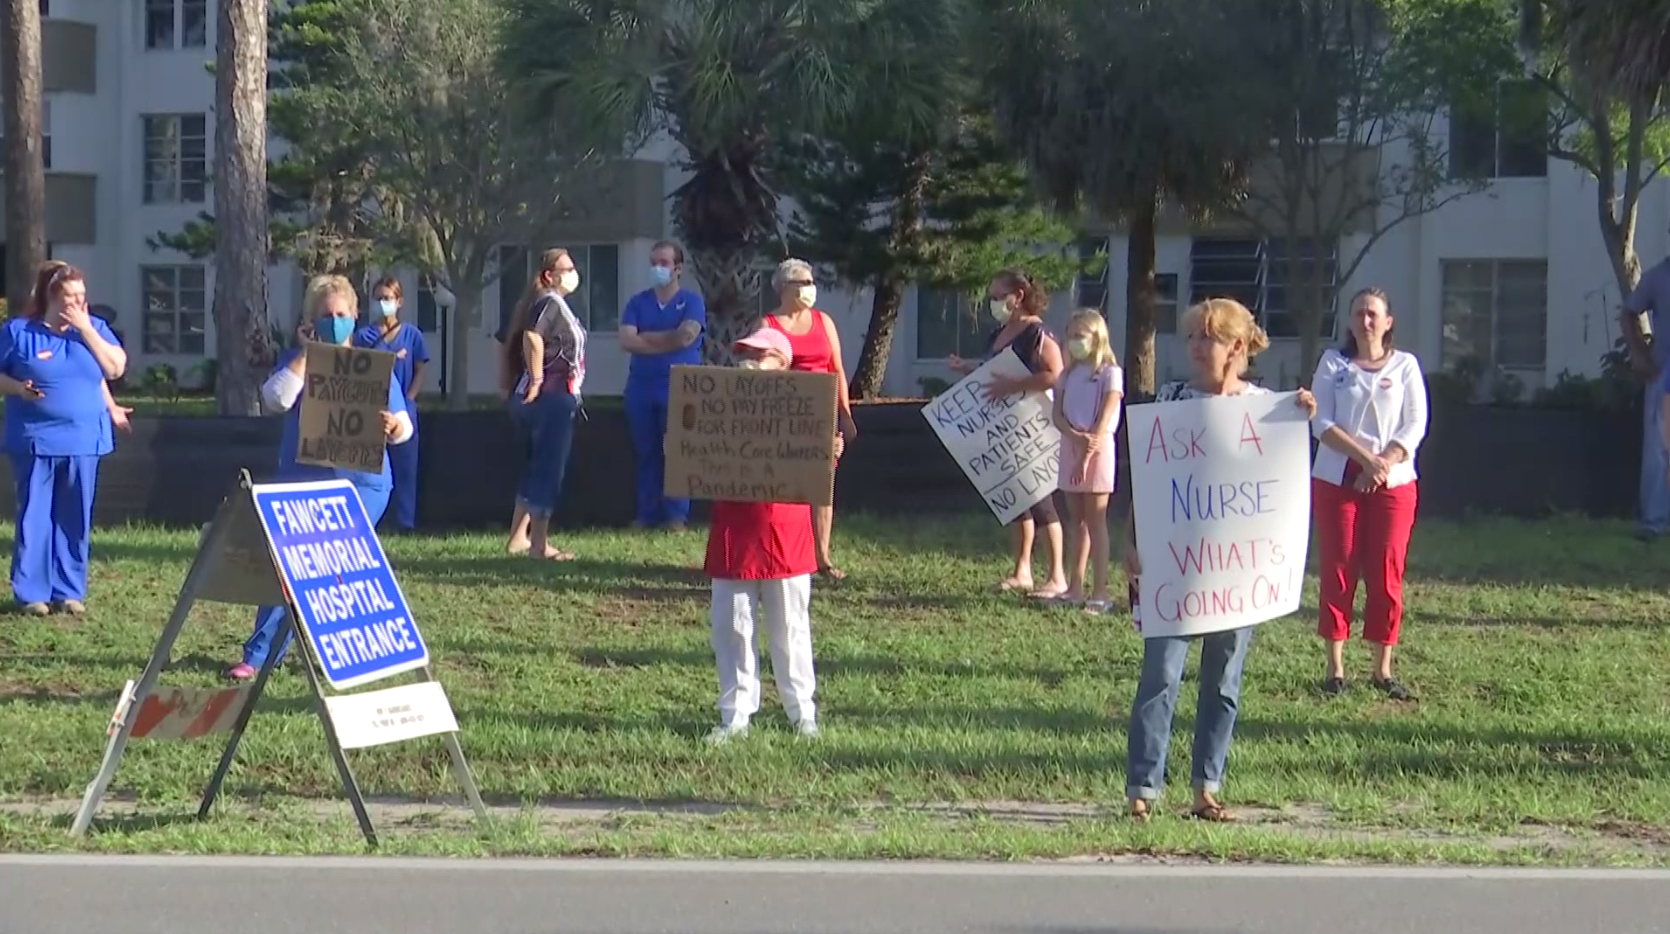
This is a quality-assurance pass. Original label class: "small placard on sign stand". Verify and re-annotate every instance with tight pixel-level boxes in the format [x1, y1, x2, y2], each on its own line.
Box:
[71, 472, 486, 846]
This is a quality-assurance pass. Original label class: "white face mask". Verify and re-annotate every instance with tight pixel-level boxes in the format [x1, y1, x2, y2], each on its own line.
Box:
[1067, 337, 1091, 360]
[990, 299, 1011, 323]
[795, 285, 817, 308]
[738, 359, 764, 370]
[558, 270, 580, 293]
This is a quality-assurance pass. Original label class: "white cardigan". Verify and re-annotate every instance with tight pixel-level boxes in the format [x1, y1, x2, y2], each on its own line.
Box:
[1309, 348, 1428, 488]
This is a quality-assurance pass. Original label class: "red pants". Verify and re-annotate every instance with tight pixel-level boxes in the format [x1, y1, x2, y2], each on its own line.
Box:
[1313, 467, 1418, 646]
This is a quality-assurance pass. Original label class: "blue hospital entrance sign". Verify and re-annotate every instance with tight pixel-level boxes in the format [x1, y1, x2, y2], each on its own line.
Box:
[250, 480, 428, 690]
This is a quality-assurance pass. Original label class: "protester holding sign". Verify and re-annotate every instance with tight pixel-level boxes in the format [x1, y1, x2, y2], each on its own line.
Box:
[1051, 309, 1124, 613]
[949, 268, 1067, 598]
[354, 277, 430, 532]
[499, 248, 588, 562]
[702, 327, 840, 743]
[1122, 298, 1315, 822]
[765, 259, 856, 580]
[0, 263, 127, 616]
[1310, 287, 1428, 701]
[225, 275, 413, 682]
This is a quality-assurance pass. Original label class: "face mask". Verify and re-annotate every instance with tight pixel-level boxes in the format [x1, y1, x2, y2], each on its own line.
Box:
[738, 358, 764, 370]
[650, 265, 674, 287]
[558, 270, 581, 293]
[318, 316, 356, 345]
[990, 299, 1011, 323]
[1068, 337, 1091, 360]
[795, 285, 817, 308]
[377, 299, 398, 319]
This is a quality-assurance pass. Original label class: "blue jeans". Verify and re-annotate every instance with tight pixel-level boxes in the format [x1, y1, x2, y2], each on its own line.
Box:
[1640, 383, 1668, 535]
[386, 409, 419, 530]
[243, 482, 392, 669]
[9, 452, 100, 605]
[625, 385, 689, 527]
[1126, 626, 1253, 801]
[510, 389, 578, 518]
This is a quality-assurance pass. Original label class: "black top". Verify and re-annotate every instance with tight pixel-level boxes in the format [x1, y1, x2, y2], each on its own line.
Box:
[982, 320, 1047, 373]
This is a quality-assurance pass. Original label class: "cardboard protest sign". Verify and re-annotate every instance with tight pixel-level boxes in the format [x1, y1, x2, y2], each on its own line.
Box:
[1126, 391, 1312, 638]
[664, 365, 839, 506]
[921, 348, 1061, 525]
[297, 343, 397, 474]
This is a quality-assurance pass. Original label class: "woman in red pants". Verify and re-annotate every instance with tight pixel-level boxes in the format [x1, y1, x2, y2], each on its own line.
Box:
[1309, 287, 1428, 700]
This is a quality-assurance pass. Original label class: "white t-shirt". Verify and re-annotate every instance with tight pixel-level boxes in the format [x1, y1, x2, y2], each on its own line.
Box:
[1060, 363, 1124, 433]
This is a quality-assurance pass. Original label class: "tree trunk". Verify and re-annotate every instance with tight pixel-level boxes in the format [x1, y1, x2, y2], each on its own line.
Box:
[1124, 197, 1160, 400]
[850, 274, 904, 399]
[447, 280, 477, 410]
[212, 0, 274, 415]
[688, 247, 759, 365]
[1, 0, 46, 317]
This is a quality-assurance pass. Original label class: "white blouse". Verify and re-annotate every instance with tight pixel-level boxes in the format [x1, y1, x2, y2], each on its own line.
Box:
[1309, 349, 1428, 488]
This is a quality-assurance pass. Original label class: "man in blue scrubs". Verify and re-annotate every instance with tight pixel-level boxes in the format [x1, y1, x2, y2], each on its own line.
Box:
[618, 240, 706, 530]
[356, 276, 429, 532]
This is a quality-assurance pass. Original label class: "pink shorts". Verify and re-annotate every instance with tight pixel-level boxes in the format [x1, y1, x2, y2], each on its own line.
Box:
[1058, 434, 1117, 494]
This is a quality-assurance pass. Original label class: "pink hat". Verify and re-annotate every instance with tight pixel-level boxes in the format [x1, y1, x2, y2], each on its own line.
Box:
[734, 327, 792, 362]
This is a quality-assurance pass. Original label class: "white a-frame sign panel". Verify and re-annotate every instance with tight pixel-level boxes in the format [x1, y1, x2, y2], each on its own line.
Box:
[72, 472, 486, 846]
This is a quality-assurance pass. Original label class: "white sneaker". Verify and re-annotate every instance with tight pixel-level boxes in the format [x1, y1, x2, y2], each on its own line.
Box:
[794, 718, 820, 739]
[705, 721, 749, 745]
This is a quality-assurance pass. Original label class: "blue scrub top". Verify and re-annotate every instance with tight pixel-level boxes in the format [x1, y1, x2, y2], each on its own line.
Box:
[271, 347, 408, 493]
[0, 316, 119, 458]
[354, 322, 430, 398]
[621, 287, 706, 396]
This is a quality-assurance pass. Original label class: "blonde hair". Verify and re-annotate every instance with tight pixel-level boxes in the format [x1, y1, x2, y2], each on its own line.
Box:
[1180, 298, 1270, 376]
[304, 274, 358, 319]
[1065, 308, 1118, 371]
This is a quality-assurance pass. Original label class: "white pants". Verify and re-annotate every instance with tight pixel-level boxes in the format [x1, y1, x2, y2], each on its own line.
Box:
[710, 575, 817, 726]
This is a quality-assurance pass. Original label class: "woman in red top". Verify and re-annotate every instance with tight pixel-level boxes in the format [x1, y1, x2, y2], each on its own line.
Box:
[703, 326, 842, 743]
[764, 258, 856, 580]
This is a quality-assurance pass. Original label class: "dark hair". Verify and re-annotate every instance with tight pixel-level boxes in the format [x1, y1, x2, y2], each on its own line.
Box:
[500, 248, 571, 396]
[28, 261, 82, 319]
[1341, 287, 1394, 358]
[651, 240, 685, 265]
[372, 275, 404, 302]
[992, 267, 1048, 318]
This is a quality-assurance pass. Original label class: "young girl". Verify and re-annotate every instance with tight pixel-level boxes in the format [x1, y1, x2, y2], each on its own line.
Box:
[1051, 309, 1124, 613]
[702, 327, 844, 743]
[1122, 298, 1315, 822]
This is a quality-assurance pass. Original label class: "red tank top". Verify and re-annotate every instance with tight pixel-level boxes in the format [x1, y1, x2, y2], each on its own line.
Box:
[704, 500, 817, 580]
[765, 312, 835, 374]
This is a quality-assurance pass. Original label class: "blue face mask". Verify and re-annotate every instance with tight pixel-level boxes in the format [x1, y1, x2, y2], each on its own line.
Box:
[650, 265, 674, 288]
[377, 299, 399, 319]
[318, 315, 356, 345]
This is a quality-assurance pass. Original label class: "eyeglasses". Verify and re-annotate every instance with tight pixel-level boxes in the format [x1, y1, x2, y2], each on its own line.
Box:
[786, 280, 814, 287]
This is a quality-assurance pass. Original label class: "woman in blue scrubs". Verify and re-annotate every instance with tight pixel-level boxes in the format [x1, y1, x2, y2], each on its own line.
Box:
[355, 276, 429, 532]
[0, 263, 127, 616]
[225, 275, 414, 681]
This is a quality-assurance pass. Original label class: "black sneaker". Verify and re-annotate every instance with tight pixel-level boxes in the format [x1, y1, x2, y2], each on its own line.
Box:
[1322, 677, 1347, 697]
[1372, 677, 1414, 701]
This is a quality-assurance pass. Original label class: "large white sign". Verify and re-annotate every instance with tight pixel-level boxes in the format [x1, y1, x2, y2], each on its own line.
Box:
[1127, 392, 1312, 638]
[922, 348, 1062, 525]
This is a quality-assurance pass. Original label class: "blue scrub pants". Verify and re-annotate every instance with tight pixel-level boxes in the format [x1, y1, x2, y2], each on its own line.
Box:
[242, 482, 392, 669]
[9, 452, 100, 605]
[1640, 383, 1669, 536]
[625, 385, 689, 527]
[386, 409, 419, 531]
[511, 390, 578, 518]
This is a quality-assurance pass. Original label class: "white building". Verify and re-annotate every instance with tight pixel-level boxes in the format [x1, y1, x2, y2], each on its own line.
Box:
[26, 0, 1668, 397]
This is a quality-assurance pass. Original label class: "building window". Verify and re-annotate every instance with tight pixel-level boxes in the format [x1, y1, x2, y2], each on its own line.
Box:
[493, 243, 621, 335]
[142, 113, 207, 204]
[141, 265, 207, 354]
[1449, 80, 1547, 179]
[0, 100, 52, 172]
[38, 0, 49, 18]
[1441, 259, 1547, 376]
[145, 0, 208, 50]
[1075, 236, 1109, 311]
[915, 284, 984, 360]
[1153, 273, 1181, 334]
[416, 273, 439, 332]
[1188, 237, 1337, 339]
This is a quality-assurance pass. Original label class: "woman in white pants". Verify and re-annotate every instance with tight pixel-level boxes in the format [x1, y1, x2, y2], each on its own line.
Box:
[699, 327, 841, 742]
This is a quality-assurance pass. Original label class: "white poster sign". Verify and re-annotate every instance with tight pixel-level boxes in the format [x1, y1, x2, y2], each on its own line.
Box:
[1126, 391, 1312, 638]
[324, 680, 460, 750]
[922, 348, 1062, 525]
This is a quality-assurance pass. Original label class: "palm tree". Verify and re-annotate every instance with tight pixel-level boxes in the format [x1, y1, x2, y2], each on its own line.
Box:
[1532, 0, 1670, 104]
[500, 0, 949, 361]
[2, 0, 46, 317]
[979, 0, 1266, 398]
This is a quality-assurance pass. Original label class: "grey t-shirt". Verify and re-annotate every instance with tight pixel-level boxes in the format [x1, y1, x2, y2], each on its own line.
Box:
[1625, 257, 1670, 367]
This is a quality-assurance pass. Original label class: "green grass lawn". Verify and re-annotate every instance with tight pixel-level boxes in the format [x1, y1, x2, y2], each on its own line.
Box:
[1, 512, 1669, 863]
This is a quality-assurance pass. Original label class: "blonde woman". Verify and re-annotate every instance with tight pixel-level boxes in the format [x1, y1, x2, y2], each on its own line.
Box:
[226, 275, 414, 681]
[1051, 309, 1124, 612]
[1122, 298, 1315, 822]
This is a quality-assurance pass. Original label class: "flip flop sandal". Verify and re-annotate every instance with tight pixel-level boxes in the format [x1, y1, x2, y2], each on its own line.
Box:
[1083, 599, 1112, 615]
[818, 565, 847, 581]
[1189, 804, 1237, 823]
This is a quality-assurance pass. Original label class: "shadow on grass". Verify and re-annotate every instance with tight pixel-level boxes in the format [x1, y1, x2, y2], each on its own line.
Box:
[44, 810, 208, 834]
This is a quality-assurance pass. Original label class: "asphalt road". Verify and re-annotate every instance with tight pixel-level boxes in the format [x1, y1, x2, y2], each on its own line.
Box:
[3, 856, 1668, 934]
